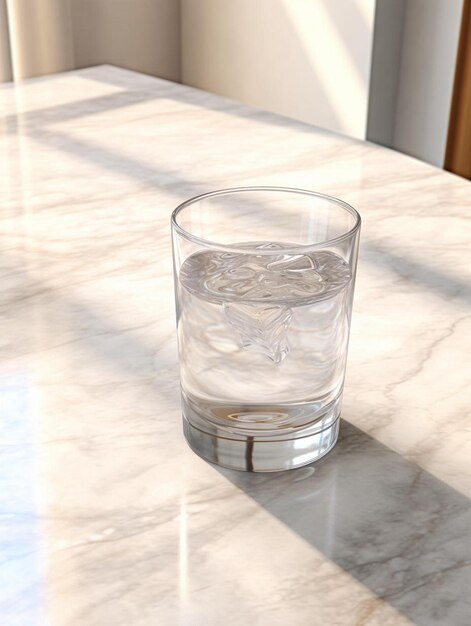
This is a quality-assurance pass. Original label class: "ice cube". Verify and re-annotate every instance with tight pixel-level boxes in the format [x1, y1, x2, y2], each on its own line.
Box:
[223, 302, 292, 363]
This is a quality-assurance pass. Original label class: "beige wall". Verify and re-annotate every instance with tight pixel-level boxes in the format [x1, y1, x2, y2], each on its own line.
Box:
[0, 0, 12, 81]
[71, 0, 181, 82]
[181, 0, 376, 139]
[2, 0, 180, 83]
[5, 0, 75, 80]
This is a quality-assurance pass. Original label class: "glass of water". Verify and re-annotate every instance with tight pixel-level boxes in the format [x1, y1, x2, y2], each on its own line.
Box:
[171, 187, 360, 472]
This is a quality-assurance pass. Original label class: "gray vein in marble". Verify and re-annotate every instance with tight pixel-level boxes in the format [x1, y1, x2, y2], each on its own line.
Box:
[363, 243, 471, 307]
[382, 315, 471, 397]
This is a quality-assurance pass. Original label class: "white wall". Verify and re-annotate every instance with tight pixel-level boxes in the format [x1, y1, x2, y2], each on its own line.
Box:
[181, 0, 376, 140]
[392, 0, 463, 167]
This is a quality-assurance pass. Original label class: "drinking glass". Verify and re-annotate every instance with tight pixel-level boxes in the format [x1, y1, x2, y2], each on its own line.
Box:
[171, 187, 360, 471]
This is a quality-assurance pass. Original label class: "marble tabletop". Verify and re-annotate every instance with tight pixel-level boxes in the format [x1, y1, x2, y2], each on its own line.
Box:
[1, 65, 470, 626]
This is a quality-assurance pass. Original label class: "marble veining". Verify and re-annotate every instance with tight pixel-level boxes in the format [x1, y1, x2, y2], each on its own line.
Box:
[1, 65, 470, 625]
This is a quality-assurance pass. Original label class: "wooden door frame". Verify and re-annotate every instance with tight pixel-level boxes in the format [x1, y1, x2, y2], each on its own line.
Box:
[445, 0, 471, 179]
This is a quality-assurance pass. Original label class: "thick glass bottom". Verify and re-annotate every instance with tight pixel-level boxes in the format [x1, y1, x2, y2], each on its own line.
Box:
[182, 405, 340, 472]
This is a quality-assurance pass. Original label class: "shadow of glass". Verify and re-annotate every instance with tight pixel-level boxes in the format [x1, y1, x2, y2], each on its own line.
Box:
[216, 419, 471, 626]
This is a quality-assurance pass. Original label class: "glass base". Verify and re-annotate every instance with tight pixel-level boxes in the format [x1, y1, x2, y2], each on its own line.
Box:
[182, 412, 340, 472]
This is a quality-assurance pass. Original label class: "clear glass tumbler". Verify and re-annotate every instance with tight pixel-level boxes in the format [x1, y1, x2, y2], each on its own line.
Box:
[171, 187, 360, 471]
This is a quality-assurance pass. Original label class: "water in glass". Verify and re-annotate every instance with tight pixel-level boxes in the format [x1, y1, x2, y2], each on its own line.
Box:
[177, 242, 353, 436]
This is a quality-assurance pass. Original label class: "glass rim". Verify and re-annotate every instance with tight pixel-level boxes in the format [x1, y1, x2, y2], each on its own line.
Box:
[171, 186, 361, 254]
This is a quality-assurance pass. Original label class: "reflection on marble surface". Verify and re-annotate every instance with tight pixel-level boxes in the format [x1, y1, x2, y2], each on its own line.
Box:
[0, 65, 470, 625]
